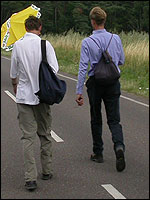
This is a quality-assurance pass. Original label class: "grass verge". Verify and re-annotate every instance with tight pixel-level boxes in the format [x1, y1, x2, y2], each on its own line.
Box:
[1, 30, 149, 97]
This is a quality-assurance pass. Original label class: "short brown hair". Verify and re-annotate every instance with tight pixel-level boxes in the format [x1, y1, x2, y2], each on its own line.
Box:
[25, 15, 42, 31]
[89, 7, 107, 25]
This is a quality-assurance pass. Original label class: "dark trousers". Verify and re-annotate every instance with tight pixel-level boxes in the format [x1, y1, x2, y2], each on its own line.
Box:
[86, 77, 125, 155]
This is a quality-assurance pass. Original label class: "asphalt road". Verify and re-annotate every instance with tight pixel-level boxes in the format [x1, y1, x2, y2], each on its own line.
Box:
[1, 56, 149, 199]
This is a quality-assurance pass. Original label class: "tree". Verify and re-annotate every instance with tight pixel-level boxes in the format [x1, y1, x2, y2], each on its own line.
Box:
[142, 1, 149, 32]
[1, 1, 149, 34]
[72, 2, 91, 34]
[1, 1, 31, 25]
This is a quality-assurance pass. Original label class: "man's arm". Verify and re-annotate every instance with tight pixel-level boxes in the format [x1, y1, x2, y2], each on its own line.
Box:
[11, 78, 18, 94]
[118, 37, 125, 65]
[76, 39, 89, 106]
[10, 43, 18, 94]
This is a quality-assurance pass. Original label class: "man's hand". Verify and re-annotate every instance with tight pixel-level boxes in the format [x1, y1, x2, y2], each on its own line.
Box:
[11, 78, 17, 94]
[76, 94, 83, 106]
[13, 84, 17, 94]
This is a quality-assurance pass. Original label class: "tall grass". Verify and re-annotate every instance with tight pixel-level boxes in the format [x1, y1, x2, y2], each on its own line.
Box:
[42, 30, 84, 75]
[42, 30, 149, 97]
[119, 31, 149, 96]
[43, 29, 84, 51]
[1, 30, 149, 97]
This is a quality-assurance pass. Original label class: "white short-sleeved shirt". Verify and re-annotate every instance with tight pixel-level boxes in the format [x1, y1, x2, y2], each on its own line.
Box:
[10, 32, 59, 105]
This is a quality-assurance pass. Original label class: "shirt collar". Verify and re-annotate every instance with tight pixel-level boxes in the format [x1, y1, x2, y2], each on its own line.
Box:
[25, 32, 40, 38]
[92, 29, 106, 34]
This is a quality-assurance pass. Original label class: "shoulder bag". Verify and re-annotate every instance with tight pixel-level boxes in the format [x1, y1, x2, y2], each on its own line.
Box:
[35, 40, 67, 105]
[89, 34, 120, 85]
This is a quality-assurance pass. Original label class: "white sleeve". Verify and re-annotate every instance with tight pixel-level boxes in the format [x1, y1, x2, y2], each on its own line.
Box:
[10, 43, 19, 78]
[46, 40, 59, 74]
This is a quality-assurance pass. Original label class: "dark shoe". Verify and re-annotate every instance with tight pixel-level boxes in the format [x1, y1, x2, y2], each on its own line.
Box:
[115, 147, 126, 172]
[42, 173, 53, 180]
[90, 154, 104, 163]
[25, 181, 37, 191]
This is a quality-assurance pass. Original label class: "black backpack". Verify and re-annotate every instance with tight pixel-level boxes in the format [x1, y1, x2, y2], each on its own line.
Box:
[35, 40, 67, 105]
[89, 34, 120, 85]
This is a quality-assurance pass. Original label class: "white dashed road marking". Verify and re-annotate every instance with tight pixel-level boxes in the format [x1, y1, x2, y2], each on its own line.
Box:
[51, 130, 64, 142]
[4, 90, 16, 102]
[102, 184, 126, 199]
[4, 90, 64, 143]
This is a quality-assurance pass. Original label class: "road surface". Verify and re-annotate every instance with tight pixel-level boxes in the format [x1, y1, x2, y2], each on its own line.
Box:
[1, 56, 149, 199]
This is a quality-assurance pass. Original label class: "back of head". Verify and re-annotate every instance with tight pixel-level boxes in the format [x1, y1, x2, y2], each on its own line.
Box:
[89, 7, 107, 25]
[25, 15, 42, 31]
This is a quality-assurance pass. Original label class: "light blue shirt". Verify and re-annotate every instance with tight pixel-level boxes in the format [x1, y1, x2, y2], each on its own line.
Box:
[76, 29, 125, 94]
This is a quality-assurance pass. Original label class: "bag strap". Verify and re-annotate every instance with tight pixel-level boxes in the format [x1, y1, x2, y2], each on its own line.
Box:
[89, 34, 113, 51]
[41, 40, 54, 72]
[89, 36, 101, 48]
[41, 40, 47, 62]
[106, 34, 113, 50]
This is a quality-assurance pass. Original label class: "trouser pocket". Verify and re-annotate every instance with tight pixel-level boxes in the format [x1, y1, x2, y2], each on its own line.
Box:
[86, 76, 95, 89]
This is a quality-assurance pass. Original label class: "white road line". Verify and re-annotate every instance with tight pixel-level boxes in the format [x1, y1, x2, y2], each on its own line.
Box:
[2, 56, 149, 107]
[102, 184, 126, 199]
[58, 73, 149, 108]
[1, 56, 11, 61]
[57, 71, 148, 108]
[51, 130, 64, 142]
[4, 90, 64, 143]
[58, 73, 77, 82]
[4, 90, 16, 102]
[120, 95, 149, 107]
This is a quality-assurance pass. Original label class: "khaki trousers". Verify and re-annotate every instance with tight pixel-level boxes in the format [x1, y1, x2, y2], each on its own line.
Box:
[17, 103, 52, 182]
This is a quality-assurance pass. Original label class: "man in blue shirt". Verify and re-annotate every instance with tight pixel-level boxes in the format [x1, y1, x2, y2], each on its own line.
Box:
[76, 7, 126, 172]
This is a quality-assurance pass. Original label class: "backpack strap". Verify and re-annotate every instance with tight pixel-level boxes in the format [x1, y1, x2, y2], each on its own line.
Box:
[89, 36, 101, 49]
[89, 34, 113, 51]
[106, 34, 113, 51]
[41, 40, 47, 62]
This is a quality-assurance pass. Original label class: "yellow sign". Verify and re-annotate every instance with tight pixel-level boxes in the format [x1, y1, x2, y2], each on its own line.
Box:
[1, 4, 41, 51]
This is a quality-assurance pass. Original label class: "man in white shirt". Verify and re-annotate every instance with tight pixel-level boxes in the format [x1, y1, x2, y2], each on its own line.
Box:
[10, 16, 59, 191]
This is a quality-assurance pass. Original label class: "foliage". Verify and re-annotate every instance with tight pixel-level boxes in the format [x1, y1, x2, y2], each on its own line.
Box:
[1, 1, 149, 97]
[1, 1, 149, 34]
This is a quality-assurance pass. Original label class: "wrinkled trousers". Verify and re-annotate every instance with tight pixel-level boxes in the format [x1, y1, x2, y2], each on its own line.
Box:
[17, 103, 53, 182]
